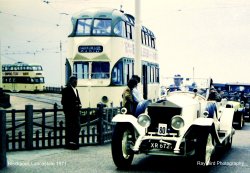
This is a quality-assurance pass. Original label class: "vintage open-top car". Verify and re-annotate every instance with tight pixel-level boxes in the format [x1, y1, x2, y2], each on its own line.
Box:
[226, 100, 245, 129]
[111, 77, 235, 170]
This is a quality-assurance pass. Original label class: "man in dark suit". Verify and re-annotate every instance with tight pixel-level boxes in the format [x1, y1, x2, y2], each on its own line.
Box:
[61, 76, 82, 150]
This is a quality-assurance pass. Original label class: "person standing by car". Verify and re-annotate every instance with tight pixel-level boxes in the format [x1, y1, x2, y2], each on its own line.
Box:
[61, 76, 82, 150]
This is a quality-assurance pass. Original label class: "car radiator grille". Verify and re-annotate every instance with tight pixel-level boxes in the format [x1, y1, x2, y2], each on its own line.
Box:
[147, 105, 182, 134]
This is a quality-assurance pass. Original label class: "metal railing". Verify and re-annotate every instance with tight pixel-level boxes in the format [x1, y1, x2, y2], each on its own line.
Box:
[0, 103, 120, 169]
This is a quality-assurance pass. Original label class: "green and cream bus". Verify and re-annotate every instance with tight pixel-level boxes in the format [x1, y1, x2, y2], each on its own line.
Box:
[2, 62, 45, 92]
[66, 7, 160, 108]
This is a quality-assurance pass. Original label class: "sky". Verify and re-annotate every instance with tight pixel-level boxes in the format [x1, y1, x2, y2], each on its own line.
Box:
[1, 0, 250, 86]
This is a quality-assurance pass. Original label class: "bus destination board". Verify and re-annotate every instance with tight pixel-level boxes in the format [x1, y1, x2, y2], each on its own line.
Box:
[78, 45, 103, 53]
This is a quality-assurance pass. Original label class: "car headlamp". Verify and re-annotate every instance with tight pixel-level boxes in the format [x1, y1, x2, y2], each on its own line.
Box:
[203, 111, 209, 118]
[171, 115, 184, 130]
[137, 114, 151, 128]
[121, 108, 127, 114]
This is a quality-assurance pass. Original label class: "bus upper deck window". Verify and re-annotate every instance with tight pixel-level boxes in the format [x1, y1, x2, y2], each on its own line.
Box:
[76, 19, 92, 36]
[114, 21, 126, 37]
[93, 19, 111, 35]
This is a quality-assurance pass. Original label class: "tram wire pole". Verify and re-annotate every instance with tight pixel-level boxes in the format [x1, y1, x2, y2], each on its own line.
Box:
[60, 40, 63, 87]
[0, 40, 2, 89]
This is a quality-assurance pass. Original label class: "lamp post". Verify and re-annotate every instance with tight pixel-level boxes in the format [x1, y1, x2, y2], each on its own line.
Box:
[0, 40, 2, 89]
[134, 0, 141, 77]
[60, 40, 63, 87]
[58, 12, 69, 87]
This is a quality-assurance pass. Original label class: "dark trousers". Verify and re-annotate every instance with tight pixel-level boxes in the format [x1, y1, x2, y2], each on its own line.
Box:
[64, 111, 81, 146]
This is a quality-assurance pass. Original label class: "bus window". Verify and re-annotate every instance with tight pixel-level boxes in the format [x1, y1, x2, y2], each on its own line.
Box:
[114, 21, 126, 37]
[111, 60, 123, 85]
[76, 19, 92, 36]
[123, 59, 134, 84]
[93, 19, 111, 35]
[26, 78, 31, 83]
[33, 78, 38, 83]
[141, 31, 144, 44]
[31, 66, 42, 71]
[126, 24, 133, 39]
[155, 66, 158, 82]
[148, 36, 151, 47]
[32, 77, 44, 83]
[151, 38, 155, 48]
[73, 62, 89, 79]
[91, 62, 110, 79]
[40, 77, 44, 83]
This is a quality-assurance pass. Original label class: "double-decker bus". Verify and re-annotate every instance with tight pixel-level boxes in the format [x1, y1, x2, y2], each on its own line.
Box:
[66, 7, 160, 108]
[2, 62, 45, 92]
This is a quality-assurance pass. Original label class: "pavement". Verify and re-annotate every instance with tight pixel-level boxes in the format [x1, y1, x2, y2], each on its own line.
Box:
[0, 95, 118, 173]
[1, 144, 115, 173]
[3, 95, 56, 110]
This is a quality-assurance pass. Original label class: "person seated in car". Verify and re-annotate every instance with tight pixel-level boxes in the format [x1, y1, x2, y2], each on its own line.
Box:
[131, 75, 151, 117]
[169, 74, 184, 91]
[208, 79, 222, 102]
[122, 78, 138, 115]
[239, 91, 247, 104]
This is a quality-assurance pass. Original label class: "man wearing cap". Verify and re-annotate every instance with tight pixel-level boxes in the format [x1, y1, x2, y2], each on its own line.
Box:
[169, 74, 184, 91]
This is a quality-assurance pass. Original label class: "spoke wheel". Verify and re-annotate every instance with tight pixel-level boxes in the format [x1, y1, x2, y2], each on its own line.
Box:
[111, 123, 135, 169]
[204, 133, 215, 165]
[194, 130, 215, 171]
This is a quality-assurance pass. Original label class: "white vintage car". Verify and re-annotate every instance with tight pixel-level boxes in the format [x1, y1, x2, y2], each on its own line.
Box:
[111, 78, 235, 170]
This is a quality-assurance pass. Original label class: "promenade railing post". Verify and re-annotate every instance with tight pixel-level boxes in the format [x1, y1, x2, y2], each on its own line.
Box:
[25, 105, 33, 150]
[53, 103, 58, 146]
[97, 103, 105, 145]
[0, 110, 7, 169]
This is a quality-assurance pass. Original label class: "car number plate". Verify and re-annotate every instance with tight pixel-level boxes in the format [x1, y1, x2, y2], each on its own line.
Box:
[158, 123, 168, 135]
[150, 142, 173, 150]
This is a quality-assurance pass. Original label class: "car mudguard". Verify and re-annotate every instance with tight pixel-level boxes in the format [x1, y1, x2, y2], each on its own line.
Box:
[112, 114, 145, 135]
[192, 117, 214, 126]
[219, 107, 235, 131]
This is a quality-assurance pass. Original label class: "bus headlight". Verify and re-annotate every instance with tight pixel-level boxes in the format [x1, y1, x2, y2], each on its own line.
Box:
[171, 115, 184, 130]
[101, 96, 109, 103]
[137, 114, 151, 128]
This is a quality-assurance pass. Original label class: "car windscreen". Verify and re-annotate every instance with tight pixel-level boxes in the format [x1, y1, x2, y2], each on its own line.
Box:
[162, 77, 210, 98]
